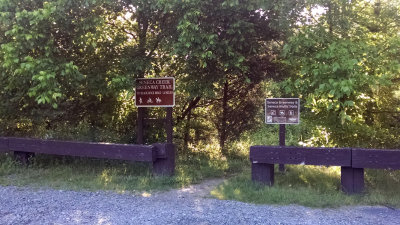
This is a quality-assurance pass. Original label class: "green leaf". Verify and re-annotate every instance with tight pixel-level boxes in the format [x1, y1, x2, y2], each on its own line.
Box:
[344, 101, 354, 107]
[333, 62, 340, 72]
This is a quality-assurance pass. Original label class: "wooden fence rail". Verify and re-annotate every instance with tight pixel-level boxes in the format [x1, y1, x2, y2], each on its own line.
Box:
[250, 145, 400, 194]
[0, 137, 175, 176]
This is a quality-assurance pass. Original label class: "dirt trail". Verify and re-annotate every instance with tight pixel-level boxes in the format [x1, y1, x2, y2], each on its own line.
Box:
[152, 178, 225, 199]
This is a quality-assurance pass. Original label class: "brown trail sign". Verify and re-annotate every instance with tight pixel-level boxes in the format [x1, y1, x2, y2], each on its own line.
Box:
[135, 77, 175, 107]
[265, 98, 300, 124]
[135, 77, 175, 145]
[265, 98, 300, 172]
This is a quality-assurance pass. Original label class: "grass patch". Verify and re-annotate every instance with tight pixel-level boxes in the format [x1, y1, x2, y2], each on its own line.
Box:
[0, 152, 247, 193]
[211, 165, 400, 208]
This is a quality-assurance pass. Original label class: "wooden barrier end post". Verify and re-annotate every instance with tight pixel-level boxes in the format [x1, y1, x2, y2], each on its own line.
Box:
[152, 143, 175, 176]
[251, 162, 274, 186]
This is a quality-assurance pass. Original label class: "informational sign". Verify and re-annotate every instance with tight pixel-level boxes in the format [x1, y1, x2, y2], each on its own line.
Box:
[265, 98, 299, 124]
[135, 77, 175, 107]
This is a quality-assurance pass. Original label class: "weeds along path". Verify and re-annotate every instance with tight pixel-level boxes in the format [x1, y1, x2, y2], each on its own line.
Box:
[0, 179, 399, 225]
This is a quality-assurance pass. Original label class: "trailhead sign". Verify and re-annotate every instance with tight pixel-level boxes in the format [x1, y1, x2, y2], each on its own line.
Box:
[265, 98, 300, 124]
[135, 77, 175, 107]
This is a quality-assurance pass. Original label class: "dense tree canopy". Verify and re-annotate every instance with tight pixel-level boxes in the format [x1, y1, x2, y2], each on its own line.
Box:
[0, 0, 399, 152]
[282, 0, 400, 148]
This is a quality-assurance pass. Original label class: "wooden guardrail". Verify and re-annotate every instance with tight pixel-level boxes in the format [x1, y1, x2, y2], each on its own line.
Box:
[250, 146, 400, 194]
[0, 137, 175, 176]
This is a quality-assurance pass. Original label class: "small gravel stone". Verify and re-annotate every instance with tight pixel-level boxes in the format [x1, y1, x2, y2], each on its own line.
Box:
[0, 182, 399, 225]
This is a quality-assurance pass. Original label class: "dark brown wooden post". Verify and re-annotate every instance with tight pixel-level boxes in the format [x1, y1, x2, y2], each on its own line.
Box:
[341, 166, 353, 193]
[153, 143, 175, 176]
[0, 137, 9, 152]
[341, 166, 364, 194]
[166, 107, 173, 144]
[137, 107, 144, 144]
[279, 124, 286, 172]
[353, 168, 365, 193]
[251, 163, 274, 185]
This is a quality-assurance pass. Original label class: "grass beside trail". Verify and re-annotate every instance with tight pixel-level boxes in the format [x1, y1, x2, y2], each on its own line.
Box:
[0, 152, 246, 192]
[211, 165, 400, 208]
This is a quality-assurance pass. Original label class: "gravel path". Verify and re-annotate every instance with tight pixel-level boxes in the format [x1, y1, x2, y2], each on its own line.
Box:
[1, 179, 399, 225]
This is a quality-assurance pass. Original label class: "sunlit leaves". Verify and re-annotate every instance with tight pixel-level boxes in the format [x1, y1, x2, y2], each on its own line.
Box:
[282, 0, 400, 146]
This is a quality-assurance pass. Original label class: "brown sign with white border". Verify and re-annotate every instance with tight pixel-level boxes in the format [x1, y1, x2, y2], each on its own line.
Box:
[265, 98, 300, 124]
[135, 77, 175, 107]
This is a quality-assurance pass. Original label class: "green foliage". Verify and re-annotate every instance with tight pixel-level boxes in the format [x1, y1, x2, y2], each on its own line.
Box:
[0, 0, 138, 140]
[172, 0, 299, 152]
[0, 1, 95, 108]
[173, 0, 280, 96]
[0, 153, 16, 176]
[0, 0, 304, 151]
[1, 0, 399, 155]
[247, 123, 311, 147]
[282, 0, 400, 147]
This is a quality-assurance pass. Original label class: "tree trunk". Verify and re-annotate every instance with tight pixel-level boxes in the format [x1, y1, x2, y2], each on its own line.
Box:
[136, 9, 149, 144]
[220, 80, 229, 155]
[183, 109, 192, 148]
[327, 2, 333, 34]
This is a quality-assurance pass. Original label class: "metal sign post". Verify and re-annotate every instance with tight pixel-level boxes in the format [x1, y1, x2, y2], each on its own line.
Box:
[265, 98, 300, 172]
[135, 77, 175, 144]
